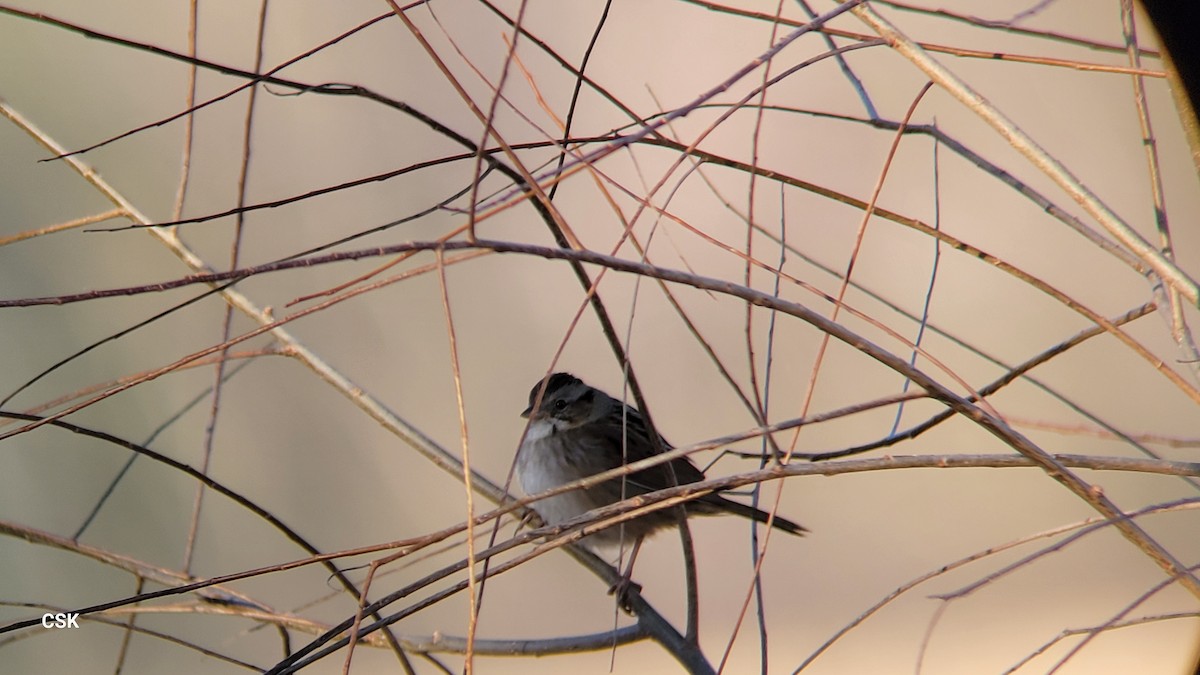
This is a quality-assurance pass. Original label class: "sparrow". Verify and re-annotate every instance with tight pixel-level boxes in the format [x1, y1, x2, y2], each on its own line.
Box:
[516, 372, 806, 548]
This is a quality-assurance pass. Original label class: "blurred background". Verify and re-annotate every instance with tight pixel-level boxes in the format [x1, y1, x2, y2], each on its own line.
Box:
[1, 0, 1198, 672]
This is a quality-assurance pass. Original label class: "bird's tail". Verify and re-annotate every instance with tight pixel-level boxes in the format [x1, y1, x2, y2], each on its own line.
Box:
[708, 497, 808, 536]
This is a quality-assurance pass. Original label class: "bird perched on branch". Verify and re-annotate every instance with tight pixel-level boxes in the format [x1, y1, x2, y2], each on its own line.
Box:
[516, 372, 807, 550]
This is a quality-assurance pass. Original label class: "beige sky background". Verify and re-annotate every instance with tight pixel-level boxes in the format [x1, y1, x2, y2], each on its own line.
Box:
[2, 1, 1199, 673]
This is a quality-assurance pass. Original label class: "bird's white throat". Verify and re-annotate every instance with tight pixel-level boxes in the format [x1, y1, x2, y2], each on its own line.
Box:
[522, 418, 558, 443]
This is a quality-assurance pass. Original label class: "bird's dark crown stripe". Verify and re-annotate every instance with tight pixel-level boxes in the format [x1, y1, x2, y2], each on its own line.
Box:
[544, 372, 580, 394]
[527, 372, 580, 409]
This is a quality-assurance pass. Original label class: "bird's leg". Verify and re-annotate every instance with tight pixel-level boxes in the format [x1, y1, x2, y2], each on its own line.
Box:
[608, 534, 645, 613]
[512, 509, 538, 536]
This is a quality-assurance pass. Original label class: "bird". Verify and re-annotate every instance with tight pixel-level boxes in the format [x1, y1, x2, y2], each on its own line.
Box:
[516, 372, 807, 550]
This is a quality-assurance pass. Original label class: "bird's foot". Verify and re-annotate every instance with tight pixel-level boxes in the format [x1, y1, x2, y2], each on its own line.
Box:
[607, 576, 643, 614]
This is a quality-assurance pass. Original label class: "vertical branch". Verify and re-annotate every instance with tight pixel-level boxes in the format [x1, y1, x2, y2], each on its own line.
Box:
[387, 0, 663, 478]
[546, 0, 614, 203]
[111, 575, 145, 675]
[754, 183, 788, 666]
[785, 80, 937, 458]
[741, 3, 785, 671]
[1120, 0, 1200, 382]
[889, 122, 943, 435]
[184, 0, 272, 577]
[341, 558, 378, 675]
[436, 247, 480, 672]
[726, 80, 938, 672]
[170, 0, 199, 222]
[464, 0, 530, 241]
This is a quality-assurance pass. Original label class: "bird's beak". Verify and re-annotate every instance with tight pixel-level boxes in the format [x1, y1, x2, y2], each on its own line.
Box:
[520, 405, 532, 419]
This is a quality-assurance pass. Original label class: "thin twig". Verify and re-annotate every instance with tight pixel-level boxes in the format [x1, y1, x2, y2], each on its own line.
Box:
[0, 208, 126, 247]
